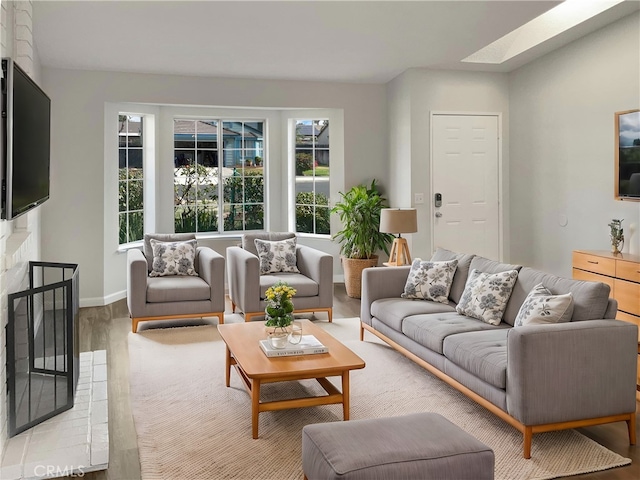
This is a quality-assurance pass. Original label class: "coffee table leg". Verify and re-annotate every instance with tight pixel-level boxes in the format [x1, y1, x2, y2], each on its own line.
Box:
[342, 371, 350, 421]
[252, 379, 261, 439]
[225, 346, 231, 387]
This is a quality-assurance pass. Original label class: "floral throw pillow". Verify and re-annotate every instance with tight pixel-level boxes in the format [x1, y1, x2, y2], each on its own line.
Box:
[401, 259, 458, 304]
[254, 238, 300, 275]
[148, 239, 198, 277]
[456, 269, 519, 325]
[514, 283, 574, 327]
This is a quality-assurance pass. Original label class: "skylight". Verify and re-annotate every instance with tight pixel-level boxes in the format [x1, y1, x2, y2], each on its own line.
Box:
[462, 0, 626, 64]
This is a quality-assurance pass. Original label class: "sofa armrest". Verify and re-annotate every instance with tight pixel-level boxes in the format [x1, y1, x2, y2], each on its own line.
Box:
[360, 266, 411, 326]
[506, 319, 638, 425]
[197, 246, 226, 312]
[226, 245, 261, 313]
[127, 249, 148, 318]
[296, 245, 333, 305]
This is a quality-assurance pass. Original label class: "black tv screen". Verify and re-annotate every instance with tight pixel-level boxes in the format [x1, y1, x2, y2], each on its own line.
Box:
[2, 58, 51, 219]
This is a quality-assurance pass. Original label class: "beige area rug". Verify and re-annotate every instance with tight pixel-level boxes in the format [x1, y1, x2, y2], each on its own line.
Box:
[128, 316, 632, 480]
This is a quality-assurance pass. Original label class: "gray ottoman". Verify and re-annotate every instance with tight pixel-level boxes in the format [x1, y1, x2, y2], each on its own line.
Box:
[302, 413, 494, 480]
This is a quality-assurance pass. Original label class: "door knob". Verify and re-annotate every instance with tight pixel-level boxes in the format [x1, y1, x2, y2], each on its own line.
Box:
[435, 212, 442, 218]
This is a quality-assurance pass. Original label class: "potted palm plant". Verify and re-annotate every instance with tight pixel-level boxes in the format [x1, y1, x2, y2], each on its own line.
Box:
[332, 180, 395, 298]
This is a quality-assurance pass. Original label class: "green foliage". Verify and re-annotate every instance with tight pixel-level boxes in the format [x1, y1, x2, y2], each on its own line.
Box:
[296, 152, 313, 175]
[296, 192, 330, 235]
[331, 180, 394, 259]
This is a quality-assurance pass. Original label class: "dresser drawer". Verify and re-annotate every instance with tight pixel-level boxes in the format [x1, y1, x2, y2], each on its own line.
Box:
[616, 259, 640, 283]
[614, 279, 640, 316]
[572, 268, 615, 291]
[572, 252, 616, 277]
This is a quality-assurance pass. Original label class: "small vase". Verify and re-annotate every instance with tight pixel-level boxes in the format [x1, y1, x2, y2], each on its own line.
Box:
[265, 325, 291, 349]
[611, 238, 624, 255]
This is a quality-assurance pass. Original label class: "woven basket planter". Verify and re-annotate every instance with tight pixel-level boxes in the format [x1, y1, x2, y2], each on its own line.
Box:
[342, 256, 379, 299]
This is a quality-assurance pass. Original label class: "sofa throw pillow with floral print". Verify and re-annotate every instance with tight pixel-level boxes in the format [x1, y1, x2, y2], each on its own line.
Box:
[514, 283, 574, 327]
[254, 238, 300, 275]
[456, 268, 519, 325]
[148, 239, 198, 277]
[401, 259, 458, 304]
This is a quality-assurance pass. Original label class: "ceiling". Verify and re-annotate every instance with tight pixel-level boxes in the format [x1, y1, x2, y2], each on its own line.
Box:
[31, 1, 639, 84]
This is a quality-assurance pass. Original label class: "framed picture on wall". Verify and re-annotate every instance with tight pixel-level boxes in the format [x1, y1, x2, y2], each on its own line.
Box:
[615, 109, 640, 200]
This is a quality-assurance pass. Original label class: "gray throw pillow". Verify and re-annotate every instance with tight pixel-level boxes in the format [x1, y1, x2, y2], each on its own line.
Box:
[456, 268, 519, 325]
[514, 283, 574, 327]
[401, 259, 458, 304]
[148, 239, 198, 277]
[254, 238, 300, 275]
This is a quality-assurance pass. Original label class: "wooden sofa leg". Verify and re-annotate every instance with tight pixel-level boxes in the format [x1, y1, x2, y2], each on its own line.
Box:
[327, 308, 333, 323]
[359, 323, 364, 341]
[627, 413, 636, 445]
[231, 301, 236, 313]
[523, 426, 533, 459]
[132, 317, 139, 333]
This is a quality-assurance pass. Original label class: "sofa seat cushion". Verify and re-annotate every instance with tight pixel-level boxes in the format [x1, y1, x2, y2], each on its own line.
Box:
[259, 273, 318, 298]
[147, 275, 210, 303]
[402, 313, 509, 354]
[371, 298, 456, 332]
[443, 330, 509, 389]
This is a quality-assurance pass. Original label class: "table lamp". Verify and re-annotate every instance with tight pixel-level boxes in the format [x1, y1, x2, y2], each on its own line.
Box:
[380, 208, 418, 266]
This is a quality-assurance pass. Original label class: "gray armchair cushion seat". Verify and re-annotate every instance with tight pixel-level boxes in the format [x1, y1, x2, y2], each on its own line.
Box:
[360, 248, 638, 459]
[258, 272, 319, 298]
[146, 276, 211, 303]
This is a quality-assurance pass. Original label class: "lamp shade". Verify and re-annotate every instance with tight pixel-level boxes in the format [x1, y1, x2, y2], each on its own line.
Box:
[379, 208, 417, 234]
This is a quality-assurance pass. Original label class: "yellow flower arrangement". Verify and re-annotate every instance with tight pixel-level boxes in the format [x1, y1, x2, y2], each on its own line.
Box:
[264, 281, 297, 328]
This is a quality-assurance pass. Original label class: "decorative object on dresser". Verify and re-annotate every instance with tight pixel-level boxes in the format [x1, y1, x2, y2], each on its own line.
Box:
[379, 208, 418, 266]
[608, 219, 624, 255]
[572, 249, 640, 400]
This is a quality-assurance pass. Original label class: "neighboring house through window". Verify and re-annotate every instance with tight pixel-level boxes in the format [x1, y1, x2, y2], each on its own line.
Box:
[118, 115, 144, 244]
[294, 119, 330, 235]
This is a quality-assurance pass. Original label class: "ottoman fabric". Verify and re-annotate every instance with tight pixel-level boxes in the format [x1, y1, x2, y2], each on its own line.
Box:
[302, 413, 494, 480]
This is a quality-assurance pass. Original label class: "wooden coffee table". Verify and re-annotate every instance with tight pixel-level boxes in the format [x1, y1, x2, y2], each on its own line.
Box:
[218, 319, 365, 438]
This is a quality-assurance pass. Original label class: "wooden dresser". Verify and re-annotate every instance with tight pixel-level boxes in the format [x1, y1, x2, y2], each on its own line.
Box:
[572, 250, 640, 399]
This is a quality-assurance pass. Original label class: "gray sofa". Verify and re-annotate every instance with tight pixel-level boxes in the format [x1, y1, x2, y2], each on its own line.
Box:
[360, 248, 638, 459]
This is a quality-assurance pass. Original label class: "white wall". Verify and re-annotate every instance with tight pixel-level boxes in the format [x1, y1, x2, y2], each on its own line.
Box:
[386, 68, 510, 261]
[509, 12, 640, 276]
[40, 68, 387, 304]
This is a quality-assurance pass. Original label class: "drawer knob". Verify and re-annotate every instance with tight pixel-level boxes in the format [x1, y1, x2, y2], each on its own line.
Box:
[587, 261, 599, 264]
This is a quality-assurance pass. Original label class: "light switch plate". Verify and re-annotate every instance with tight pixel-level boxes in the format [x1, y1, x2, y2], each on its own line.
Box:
[414, 193, 424, 204]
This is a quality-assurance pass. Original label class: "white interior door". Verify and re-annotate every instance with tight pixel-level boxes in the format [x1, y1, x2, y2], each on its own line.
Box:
[431, 114, 500, 259]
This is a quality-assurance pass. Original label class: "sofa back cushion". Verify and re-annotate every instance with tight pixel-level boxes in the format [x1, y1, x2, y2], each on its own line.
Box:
[430, 248, 475, 304]
[505, 267, 611, 325]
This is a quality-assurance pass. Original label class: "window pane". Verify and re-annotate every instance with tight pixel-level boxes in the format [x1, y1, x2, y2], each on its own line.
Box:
[119, 213, 127, 244]
[119, 150, 126, 169]
[244, 175, 263, 203]
[128, 211, 144, 242]
[295, 149, 314, 176]
[223, 121, 243, 138]
[174, 120, 196, 148]
[175, 182, 195, 206]
[175, 205, 197, 233]
[198, 184, 218, 203]
[197, 206, 218, 232]
[296, 120, 314, 146]
[128, 149, 143, 169]
[295, 202, 314, 234]
[223, 204, 244, 231]
[119, 182, 127, 212]
[197, 151, 218, 168]
[244, 204, 264, 230]
[196, 120, 217, 148]
[315, 206, 330, 235]
[128, 180, 143, 210]
[223, 176, 244, 203]
[175, 150, 195, 168]
[223, 149, 244, 168]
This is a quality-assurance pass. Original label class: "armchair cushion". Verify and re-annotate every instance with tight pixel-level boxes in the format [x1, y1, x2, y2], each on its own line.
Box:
[259, 273, 319, 299]
[147, 275, 211, 303]
[148, 239, 198, 277]
[144, 233, 196, 273]
[254, 237, 300, 275]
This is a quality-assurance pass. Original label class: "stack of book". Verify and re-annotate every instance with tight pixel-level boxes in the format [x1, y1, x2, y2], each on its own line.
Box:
[259, 335, 328, 357]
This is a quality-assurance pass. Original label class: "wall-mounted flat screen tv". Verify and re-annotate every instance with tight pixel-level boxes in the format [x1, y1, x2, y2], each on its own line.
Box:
[1, 57, 51, 219]
[616, 109, 640, 199]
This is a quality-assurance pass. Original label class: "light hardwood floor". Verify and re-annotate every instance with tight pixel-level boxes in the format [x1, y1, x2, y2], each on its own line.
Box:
[75, 285, 639, 480]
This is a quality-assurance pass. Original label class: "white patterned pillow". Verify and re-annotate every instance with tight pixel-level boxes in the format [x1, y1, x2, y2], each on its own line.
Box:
[456, 269, 519, 325]
[514, 283, 574, 327]
[254, 238, 300, 275]
[148, 239, 198, 277]
[401, 259, 458, 304]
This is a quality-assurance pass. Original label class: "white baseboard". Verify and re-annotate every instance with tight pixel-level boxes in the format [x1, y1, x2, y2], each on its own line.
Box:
[80, 290, 126, 308]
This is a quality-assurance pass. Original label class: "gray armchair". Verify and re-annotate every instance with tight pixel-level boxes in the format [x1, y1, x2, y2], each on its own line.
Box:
[127, 233, 225, 332]
[227, 232, 333, 322]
